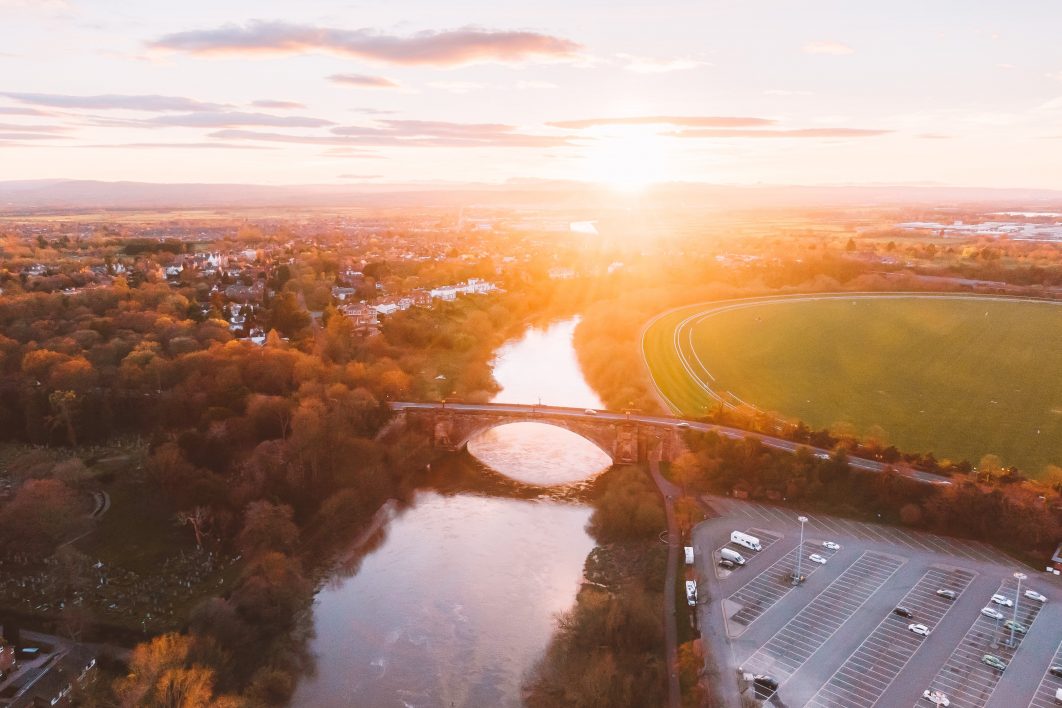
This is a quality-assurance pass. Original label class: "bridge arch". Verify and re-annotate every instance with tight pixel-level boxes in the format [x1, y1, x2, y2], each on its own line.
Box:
[451, 419, 616, 462]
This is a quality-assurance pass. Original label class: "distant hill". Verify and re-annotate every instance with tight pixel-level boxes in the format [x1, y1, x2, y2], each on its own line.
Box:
[1, 178, 1060, 212]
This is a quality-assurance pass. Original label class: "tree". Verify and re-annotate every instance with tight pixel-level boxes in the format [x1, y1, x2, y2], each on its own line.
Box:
[0, 478, 84, 553]
[237, 501, 298, 558]
[176, 507, 214, 550]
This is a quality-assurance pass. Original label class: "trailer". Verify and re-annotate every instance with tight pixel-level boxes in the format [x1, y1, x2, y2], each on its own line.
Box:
[684, 547, 694, 565]
[731, 531, 762, 551]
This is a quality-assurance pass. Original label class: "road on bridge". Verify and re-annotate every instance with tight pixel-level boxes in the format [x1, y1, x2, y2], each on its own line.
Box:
[388, 401, 952, 487]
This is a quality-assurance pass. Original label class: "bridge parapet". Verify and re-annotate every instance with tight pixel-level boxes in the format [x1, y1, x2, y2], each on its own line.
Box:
[395, 406, 666, 464]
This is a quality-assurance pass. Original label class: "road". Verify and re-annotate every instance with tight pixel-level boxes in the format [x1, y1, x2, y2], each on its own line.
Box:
[648, 456, 682, 708]
[388, 401, 952, 486]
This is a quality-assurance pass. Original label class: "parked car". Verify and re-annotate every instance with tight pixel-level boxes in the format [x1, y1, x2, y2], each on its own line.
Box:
[982, 654, 1007, 671]
[1024, 589, 1047, 603]
[1049, 665, 1062, 678]
[719, 559, 737, 569]
[1003, 619, 1027, 635]
[935, 589, 957, 600]
[981, 607, 1005, 620]
[808, 553, 827, 564]
[822, 541, 840, 550]
[990, 594, 1013, 607]
[893, 607, 914, 618]
[753, 675, 779, 690]
[908, 623, 931, 637]
[922, 689, 950, 706]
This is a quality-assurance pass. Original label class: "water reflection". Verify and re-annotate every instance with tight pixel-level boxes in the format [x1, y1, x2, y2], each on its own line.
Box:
[468, 423, 611, 486]
[293, 317, 605, 706]
[490, 317, 603, 409]
[291, 491, 594, 708]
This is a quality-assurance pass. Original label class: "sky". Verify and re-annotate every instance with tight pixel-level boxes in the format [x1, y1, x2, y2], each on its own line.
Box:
[2, 0, 1062, 189]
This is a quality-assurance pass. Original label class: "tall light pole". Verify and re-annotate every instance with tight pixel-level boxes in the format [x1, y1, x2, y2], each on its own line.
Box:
[793, 516, 808, 585]
[1008, 571, 1026, 647]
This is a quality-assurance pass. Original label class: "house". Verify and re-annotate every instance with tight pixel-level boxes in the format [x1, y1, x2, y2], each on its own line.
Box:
[1050, 542, 1062, 573]
[331, 286, 358, 302]
[0, 637, 96, 708]
[373, 303, 399, 316]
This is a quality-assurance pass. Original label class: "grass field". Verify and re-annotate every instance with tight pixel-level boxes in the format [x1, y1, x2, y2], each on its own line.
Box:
[643, 294, 1062, 476]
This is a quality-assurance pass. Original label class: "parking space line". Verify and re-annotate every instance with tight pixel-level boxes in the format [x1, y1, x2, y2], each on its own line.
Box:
[741, 552, 903, 684]
[806, 567, 975, 708]
[916, 578, 1047, 708]
[1028, 639, 1062, 708]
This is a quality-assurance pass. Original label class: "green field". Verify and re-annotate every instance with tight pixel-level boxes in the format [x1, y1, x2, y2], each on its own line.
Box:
[643, 294, 1062, 476]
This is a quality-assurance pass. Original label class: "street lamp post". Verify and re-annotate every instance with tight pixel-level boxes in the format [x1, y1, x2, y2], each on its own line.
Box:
[793, 516, 808, 585]
[1008, 571, 1026, 647]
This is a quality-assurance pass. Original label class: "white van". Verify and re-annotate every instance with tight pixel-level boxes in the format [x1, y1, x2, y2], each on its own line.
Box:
[684, 547, 694, 565]
[731, 531, 763, 552]
[721, 548, 747, 566]
[685, 581, 698, 607]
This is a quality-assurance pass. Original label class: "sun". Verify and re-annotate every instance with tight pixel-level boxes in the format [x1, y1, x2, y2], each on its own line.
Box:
[581, 126, 668, 193]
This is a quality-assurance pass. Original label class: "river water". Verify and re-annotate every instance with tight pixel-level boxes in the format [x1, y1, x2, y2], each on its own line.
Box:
[292, 317, 609, 707]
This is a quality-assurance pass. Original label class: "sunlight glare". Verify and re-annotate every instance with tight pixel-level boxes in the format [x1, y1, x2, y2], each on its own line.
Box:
[582, 126, 668, 192]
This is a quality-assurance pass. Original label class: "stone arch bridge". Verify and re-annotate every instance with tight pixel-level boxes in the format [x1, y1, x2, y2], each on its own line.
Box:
[387, 402, 686, 464]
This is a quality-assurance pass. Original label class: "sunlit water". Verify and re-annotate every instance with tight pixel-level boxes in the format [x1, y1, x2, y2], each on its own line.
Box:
[292, 317, 606, 707]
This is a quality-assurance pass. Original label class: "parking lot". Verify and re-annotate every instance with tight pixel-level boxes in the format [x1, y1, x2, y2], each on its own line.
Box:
[922, 577, 1047, 707]
[723, 534, 837, 632]
[742, 551, 903, 682]
[807, 567, 976, 708]
[1029, 640, 1062, 708]
[692, 495, 1062, 708]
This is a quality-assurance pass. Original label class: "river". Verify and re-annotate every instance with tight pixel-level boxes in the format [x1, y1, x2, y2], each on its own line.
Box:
[292, 317, 609, 707]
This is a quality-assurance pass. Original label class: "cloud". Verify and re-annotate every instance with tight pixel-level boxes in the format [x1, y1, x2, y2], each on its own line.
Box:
[76, 111, 333, 129]
[1, 92, 227, 111]
[0, 106, 51, 116]
[212, 119, 575, 148]
[251, 99, 306, 109]
[150, 21, 581, 67]
[802, 41, 854, 55]
[671, 128, 890, 138]
[763, 89, 814, 97]
[427, 81, 484, 93]
[338, 174, 382, 179]
[147, 111, 333, 128]
[209, 129, 366, 146]
[328, 73, 400, 89]
[616, 53, 710, 74]
[548, 115, 776, 129]
[0, 0, 69, 13]
[917, 133, 951, 139]
[0, 122, 68, 132]
[0, 131, 69, 140]
[515, 80, 557, 90]
[74, 142, 275, 150]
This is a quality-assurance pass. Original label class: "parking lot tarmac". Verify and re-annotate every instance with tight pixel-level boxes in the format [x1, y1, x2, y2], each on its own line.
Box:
[692, 495, 1062, 708]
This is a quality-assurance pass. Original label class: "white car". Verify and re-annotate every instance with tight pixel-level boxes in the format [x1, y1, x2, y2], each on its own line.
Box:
[908, 623, 931, 637]
[990, 594, 1013, 607]
[808, 553, 827, 564]
[676, 422, 691, 429]
[981, 607, 1005, 620]
[935, 589, 957, 600]
[822, 541, 840, 551]
[922, 689, 950, 706]
[1024, 589, 1047, 603]
[584, 409, 597, 415]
